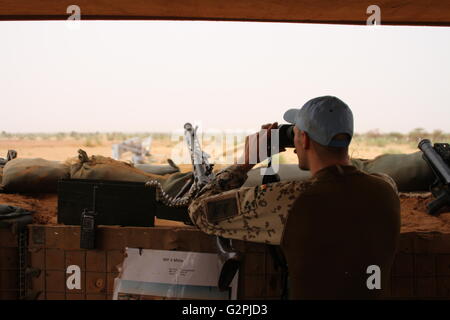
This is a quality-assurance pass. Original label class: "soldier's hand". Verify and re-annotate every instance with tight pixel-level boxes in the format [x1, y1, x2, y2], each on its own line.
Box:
[238, 122, 286, 170]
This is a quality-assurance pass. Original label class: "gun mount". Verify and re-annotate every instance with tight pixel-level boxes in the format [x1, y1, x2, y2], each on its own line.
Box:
[112, 137, 153, 164]
[418, 139, 450, 215]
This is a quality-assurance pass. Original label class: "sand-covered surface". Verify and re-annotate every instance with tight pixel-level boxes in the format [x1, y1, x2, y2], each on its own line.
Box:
[0, 192, 449, 232]
[0, 193, 58, 224]
[398, 192, 450, 233]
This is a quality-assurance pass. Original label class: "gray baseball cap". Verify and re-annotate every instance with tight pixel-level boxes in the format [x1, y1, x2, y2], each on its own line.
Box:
[283, 96, 354, 147]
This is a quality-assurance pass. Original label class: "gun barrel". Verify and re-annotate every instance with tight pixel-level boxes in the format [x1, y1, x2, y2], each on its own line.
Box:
[183, 122, 214, 189]
[418, 139, 450, 185]
[184, 122, 193, 131]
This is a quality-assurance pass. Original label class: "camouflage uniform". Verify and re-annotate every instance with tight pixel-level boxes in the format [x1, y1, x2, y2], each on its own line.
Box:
[188, 165, 312, 244]
[188, 164, 398, 245]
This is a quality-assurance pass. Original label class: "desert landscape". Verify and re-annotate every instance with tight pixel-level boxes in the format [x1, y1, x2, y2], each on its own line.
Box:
[1, 128, 447, 165]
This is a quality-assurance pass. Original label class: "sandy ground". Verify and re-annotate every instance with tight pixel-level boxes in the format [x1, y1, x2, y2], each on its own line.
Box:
[0, 192, 449, 233]
[399, 193, 450, 233]
[0, 137, 418, 166]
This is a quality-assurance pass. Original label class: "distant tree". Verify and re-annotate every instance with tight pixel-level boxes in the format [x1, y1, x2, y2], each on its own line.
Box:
[431, 129, 445, 142]
[70, 131, 80, 140]
[56, 132, 66, 141]
[387, 132, 404, 142]
[408, 128, 428, 142]
[366, 129, 381, 139]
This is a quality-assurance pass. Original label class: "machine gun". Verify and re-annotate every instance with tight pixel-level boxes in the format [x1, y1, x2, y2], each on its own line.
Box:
[418, 139, 450, 215]
[183, 123, 215, 193]
[145, 123, 215, 207]
[147, 122, 240, 291]
[183, 123, 242, 291]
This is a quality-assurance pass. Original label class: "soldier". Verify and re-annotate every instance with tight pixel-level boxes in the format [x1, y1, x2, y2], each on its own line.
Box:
[188, 96, 400, 299]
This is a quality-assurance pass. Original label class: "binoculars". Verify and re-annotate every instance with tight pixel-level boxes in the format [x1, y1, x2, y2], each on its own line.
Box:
[278, 124, 295, 149]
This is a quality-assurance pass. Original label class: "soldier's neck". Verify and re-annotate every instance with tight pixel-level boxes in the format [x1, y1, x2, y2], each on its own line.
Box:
[309, 156, 351, 177]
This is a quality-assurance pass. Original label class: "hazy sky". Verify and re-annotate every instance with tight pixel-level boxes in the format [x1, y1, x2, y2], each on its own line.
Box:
[1, 21, 449, 133]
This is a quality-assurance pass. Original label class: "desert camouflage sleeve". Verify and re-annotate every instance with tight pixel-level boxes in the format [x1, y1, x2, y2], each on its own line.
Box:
[188, 165, 313, 244]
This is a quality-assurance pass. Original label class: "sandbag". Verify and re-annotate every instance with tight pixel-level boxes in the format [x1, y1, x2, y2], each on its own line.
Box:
[160, 172, 193, 197]
[242, 153, 433, 192]
[135, 163, 179, 176]
[158, 165, 311, 192]
[243, 164, 311, 187]
[69, 150, 164, 183]
[362, 151, 434, 192]
[350, 158, 370, 171]
[1, 158, 70, 193]
[243, 162, 364, 187]
[155, 171, 194, 223]
[0, 204, 32, 220]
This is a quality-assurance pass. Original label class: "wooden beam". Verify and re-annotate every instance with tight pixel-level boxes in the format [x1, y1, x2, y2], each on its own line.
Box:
[0, 0, 450, 26]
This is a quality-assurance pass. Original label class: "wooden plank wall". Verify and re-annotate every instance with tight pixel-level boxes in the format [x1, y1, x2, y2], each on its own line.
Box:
[27, 225, 284, 300]
[0, 0, 450, 26]
[0, 224, 448, 300]
[0, 228, 19, 300]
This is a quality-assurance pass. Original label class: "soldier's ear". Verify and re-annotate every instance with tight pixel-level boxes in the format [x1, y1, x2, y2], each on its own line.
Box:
[302, 131, 310, 150]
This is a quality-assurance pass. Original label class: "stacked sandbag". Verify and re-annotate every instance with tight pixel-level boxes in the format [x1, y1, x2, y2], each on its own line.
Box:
[243, 164, 311, 187]
[69, 150, 165, 183]
[350, 158, 370, 171]
[1, 158, 70, 193]
[135, 159, 180, 176]
[0, 204, 33, 220]
[361, 151, 434, 192]
[242, 153, 433, 192]
[243, 161, 367, 187]
[159, 172, 193, 197]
